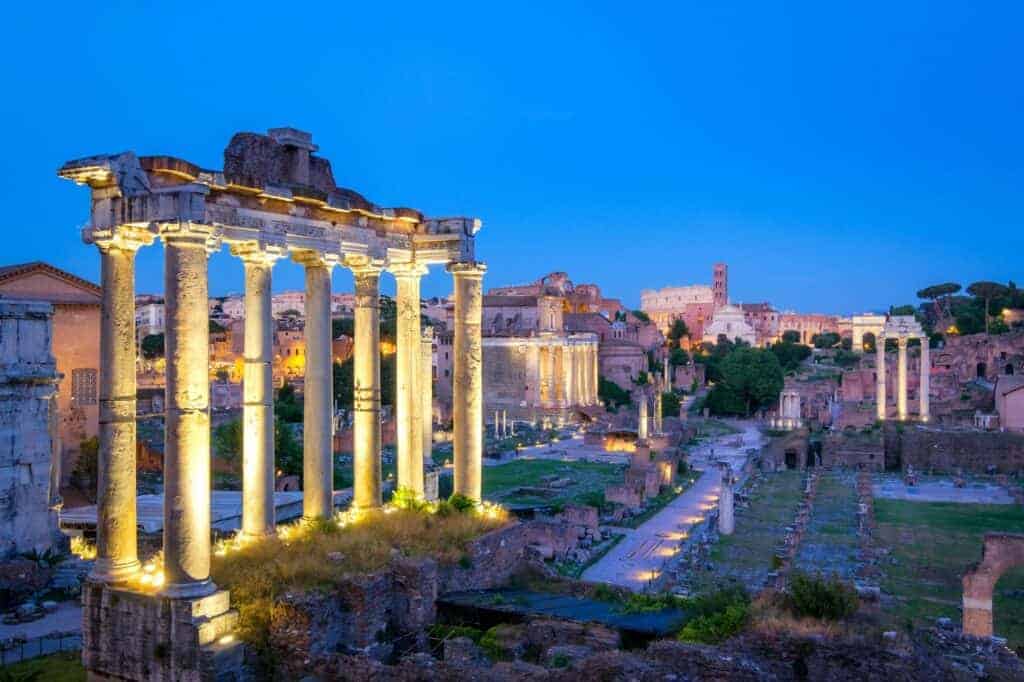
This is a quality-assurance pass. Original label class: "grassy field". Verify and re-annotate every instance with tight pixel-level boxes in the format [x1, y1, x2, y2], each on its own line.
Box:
[691, 470, 805, 593]
[1, 651, 85, 680]
[481, 459, 624, 508]
[874, 499, 1024, 647]
[794, 470, 859, 580]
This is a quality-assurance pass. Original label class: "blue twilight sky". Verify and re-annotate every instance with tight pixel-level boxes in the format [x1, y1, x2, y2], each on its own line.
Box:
[0, 2, 1020, 314]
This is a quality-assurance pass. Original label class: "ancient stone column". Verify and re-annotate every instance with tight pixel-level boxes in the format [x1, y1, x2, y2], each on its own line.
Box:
[638, 393, 649, 441]
[876, 335, 887, 421]
[561, 345, 574, 407]
[573, 345, 585, 406]
[91, 229, 152, 583]
[295, 252, 336, 520]
[718, 462, 734, 535]
[162, 224, 218, 599]
[920, 338, 930, 422]
[654, 390, 663, 433]
[421, 326, 434, 465]
[579, 346, 590, 406]
[897, 337, 908, 420]
[449, 262, 486, 500]
[233, 244, 283, 539]
[350, 258, 383, 509]
[591, 345, 600, 404]
[393, 263, 427, 498]
[554, 346, 567, 407]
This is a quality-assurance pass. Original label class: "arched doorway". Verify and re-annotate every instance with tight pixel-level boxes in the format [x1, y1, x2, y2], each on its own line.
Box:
[1007, 364, 1015, 376]
[962, 533, 1024, 637]
[977, 362, 987, 379]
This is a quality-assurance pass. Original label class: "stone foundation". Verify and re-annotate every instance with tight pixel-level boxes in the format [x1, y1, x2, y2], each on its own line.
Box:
[81, 582, 242, 681]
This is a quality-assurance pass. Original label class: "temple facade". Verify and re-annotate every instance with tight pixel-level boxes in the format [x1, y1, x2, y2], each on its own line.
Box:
[60, 127, 485, 680]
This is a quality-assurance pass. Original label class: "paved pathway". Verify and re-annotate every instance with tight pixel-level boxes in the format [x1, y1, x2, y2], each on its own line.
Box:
[0, 602, 81, 639]
[582, 420, 764, 590]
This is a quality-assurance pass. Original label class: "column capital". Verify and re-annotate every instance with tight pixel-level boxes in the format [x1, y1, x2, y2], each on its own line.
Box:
[230, 241, 287, 266]
[89, 225, 157, 253]
[389, 262, 429, 278]
[344, 254, 387, 274]
[422, 325, 435, 341]
[158, 221, 222, 253]
[447, 261, 487, 277]
[292, 249, 339, 269]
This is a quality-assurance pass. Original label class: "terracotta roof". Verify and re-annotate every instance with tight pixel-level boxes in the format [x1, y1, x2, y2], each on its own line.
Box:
[0, 261, 102, 302]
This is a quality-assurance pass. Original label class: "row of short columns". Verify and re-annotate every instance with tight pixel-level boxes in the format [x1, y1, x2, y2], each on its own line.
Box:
[875, 334, 930, 421]
[89, 222, 485, 597]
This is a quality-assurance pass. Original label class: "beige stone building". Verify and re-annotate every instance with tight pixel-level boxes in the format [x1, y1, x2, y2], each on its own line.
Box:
[640, 262, 727, 339]
[0, 262, 101, 484]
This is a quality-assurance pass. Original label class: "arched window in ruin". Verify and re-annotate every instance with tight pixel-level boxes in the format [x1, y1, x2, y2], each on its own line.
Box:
[977, 362, 987, 379]
[962, 533, 1024, 638]
[1007, 364, 1015, 375]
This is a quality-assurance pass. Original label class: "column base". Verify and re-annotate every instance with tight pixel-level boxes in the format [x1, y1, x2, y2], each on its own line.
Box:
[89, 557, 141, 585]
[161, 577, 218, 600]
[82, 582, 241, 681]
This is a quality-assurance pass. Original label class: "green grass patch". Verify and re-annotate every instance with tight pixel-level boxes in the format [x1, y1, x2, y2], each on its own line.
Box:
[482, 459, 625, 508]
[874, 499, 1024, 648]
[0, 651, 85, 681]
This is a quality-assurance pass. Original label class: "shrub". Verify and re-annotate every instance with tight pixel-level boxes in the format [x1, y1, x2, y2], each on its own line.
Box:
[620, 592, 685, 613]
[392, 487, 428, 511]
[678, 603, 749, 644]
[448, 493, 477, 513]
[787, 572, 859, 620]
[676, 586, 751, 644]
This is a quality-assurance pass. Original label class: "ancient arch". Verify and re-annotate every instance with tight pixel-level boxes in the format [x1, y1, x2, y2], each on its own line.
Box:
[962, 533, 1024, 637]
[977, 362, 987, 379]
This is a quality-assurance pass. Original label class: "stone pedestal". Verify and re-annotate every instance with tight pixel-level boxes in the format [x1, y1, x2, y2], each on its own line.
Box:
[81, 582, 242, 681]
[449, 262, 486, 500]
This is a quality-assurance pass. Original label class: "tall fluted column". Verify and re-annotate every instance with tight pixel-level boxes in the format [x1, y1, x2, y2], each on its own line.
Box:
[295, 252, 336, 520]
[350, 258, 383, 509]
[876, 335, 887, 421]
[162, 225, 218, 599]
[920, 338, 930, 421]
[393, 263, 427, 498]
[421, 326, 434, 466]
[91, 229, 152, 583]
[590, 345, 599, 404]
[897, 337, 908, 420]
[654, 390, 663, 433]
[233, 244, 284, 539]
[578, 346, 589, 406]
[449, 262, 486, 500]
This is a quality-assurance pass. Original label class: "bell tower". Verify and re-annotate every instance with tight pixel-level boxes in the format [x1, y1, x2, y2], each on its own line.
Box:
[712, 262, 728, 308]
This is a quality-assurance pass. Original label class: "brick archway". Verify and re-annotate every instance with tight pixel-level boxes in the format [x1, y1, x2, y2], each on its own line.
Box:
[962, 533, 1024, 637]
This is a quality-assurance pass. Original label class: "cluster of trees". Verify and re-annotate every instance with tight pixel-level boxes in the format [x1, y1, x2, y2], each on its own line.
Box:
[704, 345, 784, 417]
[910, 280, 1024, 336]
[211, 382, 303, 478]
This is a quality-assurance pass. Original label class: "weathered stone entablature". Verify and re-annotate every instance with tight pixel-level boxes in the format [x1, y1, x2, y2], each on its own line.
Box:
[59, 130, 480, 268]
[60, 129, 486, 681]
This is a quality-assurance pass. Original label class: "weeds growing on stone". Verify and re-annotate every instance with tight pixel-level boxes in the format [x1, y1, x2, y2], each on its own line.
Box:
[210, 503, 509, 670]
